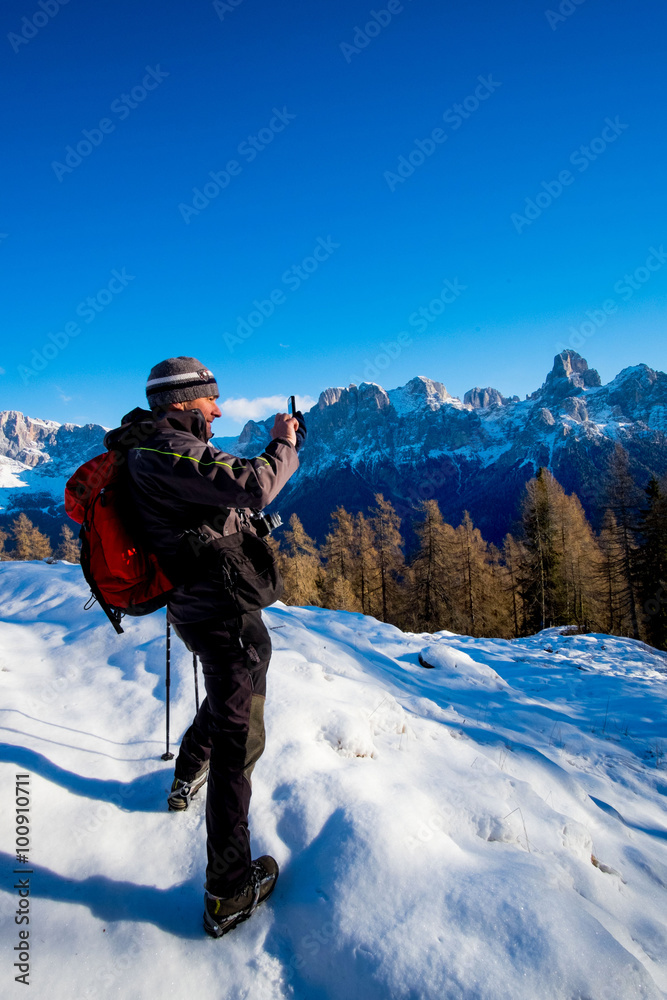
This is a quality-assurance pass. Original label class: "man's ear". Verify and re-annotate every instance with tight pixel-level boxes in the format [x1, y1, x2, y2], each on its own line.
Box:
[167, 402, 185, 411]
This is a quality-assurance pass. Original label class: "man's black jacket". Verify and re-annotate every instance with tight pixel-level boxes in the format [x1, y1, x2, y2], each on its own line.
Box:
[104, 407, 299, 623]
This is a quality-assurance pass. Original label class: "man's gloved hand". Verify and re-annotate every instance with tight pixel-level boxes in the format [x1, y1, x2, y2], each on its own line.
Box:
[271, 413, 298, 447]
[294, 411, 307, 452]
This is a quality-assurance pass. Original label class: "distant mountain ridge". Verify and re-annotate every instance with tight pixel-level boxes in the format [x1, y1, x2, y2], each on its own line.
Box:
[215, 351, 667, 544]
[2, 351, 667, 546]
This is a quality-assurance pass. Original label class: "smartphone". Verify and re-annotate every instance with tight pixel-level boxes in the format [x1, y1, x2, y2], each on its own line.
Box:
[288, 395, 296, 416]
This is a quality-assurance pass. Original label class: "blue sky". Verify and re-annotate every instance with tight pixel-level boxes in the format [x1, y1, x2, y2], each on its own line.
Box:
[1, 0, 666, 434]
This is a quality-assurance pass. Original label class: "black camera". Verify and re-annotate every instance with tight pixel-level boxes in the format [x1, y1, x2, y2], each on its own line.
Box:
[249, 511, 283, 537]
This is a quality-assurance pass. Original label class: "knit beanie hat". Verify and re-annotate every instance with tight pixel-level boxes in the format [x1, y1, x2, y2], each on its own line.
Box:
[146, 357, 219, 408]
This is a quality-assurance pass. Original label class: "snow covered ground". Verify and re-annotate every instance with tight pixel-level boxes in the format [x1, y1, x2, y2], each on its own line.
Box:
[0, 561, 666, 1000]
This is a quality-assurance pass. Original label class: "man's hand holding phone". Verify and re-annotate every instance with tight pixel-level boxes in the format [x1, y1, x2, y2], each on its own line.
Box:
[271, 396, 306, 451]
[271, 412, 298, 446]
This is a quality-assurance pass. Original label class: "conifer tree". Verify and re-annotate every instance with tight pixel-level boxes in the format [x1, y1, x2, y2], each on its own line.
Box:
[502, 533, 529, 636]
[10, 514, 53, 560]
[0, 528, 9, 561]
[321, 507, 361, 612]
[454, 511, 490, 636]
[635, 476, 667, 649]
[409, 499, 454, 631]
[521, 468, 564, 632]
[485, 542, 515, 639]
[597, 510, 629, 634]
[519, 470, 609, 634]
[280, 514, 322, 607]
[55, 524, 81, 562]
[326, 575, 360, 615]
[555, 491, 601, 631]
[370, 494, 405, 623]
[352, 512, 379, 617]
[604, 444, 642, 639]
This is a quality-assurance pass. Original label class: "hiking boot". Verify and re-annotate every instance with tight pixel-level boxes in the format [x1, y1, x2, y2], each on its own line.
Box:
[203, 856, 279, 938]
[167, 762, 209, 811]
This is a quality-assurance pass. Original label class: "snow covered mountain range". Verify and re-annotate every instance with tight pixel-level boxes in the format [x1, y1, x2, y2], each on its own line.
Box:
[1, 351, 666, 544]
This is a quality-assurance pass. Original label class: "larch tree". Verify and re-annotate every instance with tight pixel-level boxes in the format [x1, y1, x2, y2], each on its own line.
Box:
[55, 524, 81, 563]
[485, 542, 515, 639]
[597, 510, 630, 635]
[351, 512, 379, 617]
[635, 476, 667, 649]
[604, 443, 642, 639]
[409, 499, 454, 631]
[521, 468, 564, 632]
[370, 494, 405, 623]
[453, 511, 493, 637]
[10, 514, 53, 560]
[279, 514, 322, 607]
[555, 491, 601, 631]
[321, 506, 361, 612]
[502, 533, 529, 636]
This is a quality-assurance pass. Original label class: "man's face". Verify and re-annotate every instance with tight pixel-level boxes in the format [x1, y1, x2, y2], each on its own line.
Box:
[183, 396, 222, 439]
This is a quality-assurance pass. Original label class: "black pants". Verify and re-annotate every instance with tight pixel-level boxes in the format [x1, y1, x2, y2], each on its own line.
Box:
[172, 611, 271, 896]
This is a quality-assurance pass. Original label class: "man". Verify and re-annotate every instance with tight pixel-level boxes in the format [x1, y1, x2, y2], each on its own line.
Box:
[106, 356, 303, 936]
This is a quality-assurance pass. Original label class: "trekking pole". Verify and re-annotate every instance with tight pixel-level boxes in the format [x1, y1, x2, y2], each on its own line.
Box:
[193, 653, 200, 712]
[161, 619, 174, 761]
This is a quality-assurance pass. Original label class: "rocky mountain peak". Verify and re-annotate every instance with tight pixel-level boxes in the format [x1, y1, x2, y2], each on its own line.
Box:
[317, 387, 346, 410]
[533, 351, 602, 405]
[465, 387, 503, 409]
[553, 349, 591, 380]
[237, 418, 270, 448]
[464, 387, 519, 409]
[0, 410, 61, 467]
[358, 382, 390, 404]
[387, 376, 450, 414]
[405, 375, 448, 396]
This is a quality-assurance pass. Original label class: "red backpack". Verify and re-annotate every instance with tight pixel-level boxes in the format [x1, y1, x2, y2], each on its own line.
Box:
[65, 451, 173, 634]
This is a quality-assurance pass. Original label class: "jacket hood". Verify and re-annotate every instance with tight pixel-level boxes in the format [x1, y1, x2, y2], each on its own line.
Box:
[104, 406, 209, 452]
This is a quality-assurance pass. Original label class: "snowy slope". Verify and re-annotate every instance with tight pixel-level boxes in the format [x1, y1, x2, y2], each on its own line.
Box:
[0, 562, 666, 1000]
